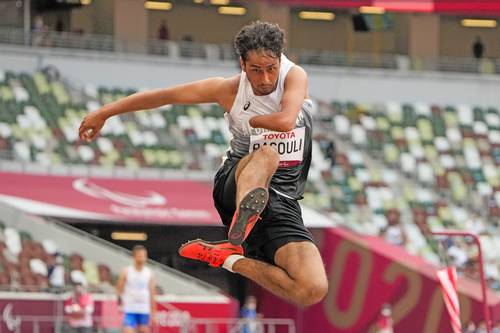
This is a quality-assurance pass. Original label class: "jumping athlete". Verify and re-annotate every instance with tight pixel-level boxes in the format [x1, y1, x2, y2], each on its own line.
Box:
[79, 21, 328, 306]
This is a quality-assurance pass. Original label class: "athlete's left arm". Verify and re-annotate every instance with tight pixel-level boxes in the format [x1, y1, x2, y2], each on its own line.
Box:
[250, 66, 308, 132]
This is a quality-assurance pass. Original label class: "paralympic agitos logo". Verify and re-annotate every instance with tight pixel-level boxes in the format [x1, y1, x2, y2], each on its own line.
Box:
[2, 304, 21, 332]
[72, 178, 166, 208]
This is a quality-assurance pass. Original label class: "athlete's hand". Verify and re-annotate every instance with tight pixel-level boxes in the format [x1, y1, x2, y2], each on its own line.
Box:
[79, 110, 107, 143]
[149, 313, 157, 327]
[240, 115, 254, 136]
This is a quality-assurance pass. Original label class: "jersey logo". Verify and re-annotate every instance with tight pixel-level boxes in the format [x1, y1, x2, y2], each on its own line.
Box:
[250, 127, 306, 168]
[243, 101, 251, 110]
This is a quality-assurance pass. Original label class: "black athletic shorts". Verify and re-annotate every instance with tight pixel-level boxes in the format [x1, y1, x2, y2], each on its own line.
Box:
[212, 159, 315, 265]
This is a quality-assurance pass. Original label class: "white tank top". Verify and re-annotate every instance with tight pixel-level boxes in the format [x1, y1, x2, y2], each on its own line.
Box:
[225, 54, 310, 167]
[227, 53, 295, 135]
[222, 53, 314, 199]
[123, 265, 152, 314]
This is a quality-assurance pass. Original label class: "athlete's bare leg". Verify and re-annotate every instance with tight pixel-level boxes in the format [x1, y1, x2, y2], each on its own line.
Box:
[231, 147, 328, 305]
[233, 241, 328, 306]
[225, 146, 280, 244]
[137, 325, 149, 333]
[234, 145, 279, 205]
[181, 146, 327, 305]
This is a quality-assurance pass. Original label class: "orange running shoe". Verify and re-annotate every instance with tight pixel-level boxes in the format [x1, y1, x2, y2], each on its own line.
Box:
[228, 187, 268, 246]
[178, 239, 243, 267]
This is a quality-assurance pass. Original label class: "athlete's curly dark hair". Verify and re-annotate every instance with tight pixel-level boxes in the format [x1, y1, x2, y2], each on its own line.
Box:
[234, 21, 285, 62]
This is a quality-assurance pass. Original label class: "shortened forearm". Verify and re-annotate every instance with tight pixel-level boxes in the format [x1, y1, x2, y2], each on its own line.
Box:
[250, 112, 295, 132]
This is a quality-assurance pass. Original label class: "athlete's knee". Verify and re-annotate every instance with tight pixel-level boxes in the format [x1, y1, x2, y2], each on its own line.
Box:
[293, 278, 328, 306]
[254, 145, 279, 166]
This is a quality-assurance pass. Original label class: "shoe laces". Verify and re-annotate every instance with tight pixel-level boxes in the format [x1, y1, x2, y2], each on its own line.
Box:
[197, 245, 222, 266]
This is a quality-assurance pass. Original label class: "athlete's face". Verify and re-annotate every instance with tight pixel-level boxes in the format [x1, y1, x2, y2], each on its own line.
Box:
[133, 249, 147, 266]
[241, 50, 280, 96]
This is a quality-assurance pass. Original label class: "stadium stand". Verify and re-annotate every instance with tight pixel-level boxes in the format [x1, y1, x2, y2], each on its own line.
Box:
[0, 201, 224, 297]
[0, 220, 117, 293]
[0, 70, 229, 171]
[327, 99, 500, 219]
[316, 100, 500, 290]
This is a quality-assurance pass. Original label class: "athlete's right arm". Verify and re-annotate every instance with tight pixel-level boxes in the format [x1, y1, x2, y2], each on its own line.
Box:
[116, 268, 127, 303]
[78, 77, 228, 142]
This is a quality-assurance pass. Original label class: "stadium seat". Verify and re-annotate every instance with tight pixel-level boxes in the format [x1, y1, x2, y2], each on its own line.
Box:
[319, 99, 500, 282]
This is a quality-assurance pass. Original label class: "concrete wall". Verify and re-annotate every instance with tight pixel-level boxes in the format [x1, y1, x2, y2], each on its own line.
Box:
[393, 14, 410, 55]
[146, 3, 259, 44]
[114, 0, 148, 52]
[289, 12, 396, 54]
[408, 14, 440, 58]
[439, 15, 500, 58]
[0, 0, 24, 27]
[71, 0, 114, 35]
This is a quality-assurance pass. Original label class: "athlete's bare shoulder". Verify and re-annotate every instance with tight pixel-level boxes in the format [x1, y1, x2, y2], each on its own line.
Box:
[215, 74, 239, 93]
[287, 65, 308, 82]
[284, 65, 309, 100]
[217, 74, 240, 112]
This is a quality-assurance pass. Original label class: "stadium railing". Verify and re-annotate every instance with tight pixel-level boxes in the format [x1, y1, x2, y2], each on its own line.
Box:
[0, 26, 497, 75]
[0, 315, 296, 333]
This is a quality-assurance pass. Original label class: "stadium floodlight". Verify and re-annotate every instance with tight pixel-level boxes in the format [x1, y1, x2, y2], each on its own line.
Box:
[298, 11, 335, 21]
[218, 6, 246, 15]
[144, 1, 173, 11]
[359, 6, 386, 14]
[211, 0, 230, 5]
[111, 232, 148, 241]
[461, 19, 497, 28]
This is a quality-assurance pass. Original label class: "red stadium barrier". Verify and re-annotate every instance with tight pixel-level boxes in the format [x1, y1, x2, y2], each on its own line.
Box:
[0, 293, 238, 333]
[0, 172, 220, 225]
[436, 267, 462, 333]
[251, 227, 500, 333]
